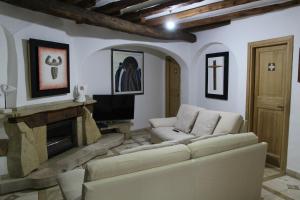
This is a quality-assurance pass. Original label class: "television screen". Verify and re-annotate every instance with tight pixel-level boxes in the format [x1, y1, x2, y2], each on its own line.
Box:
[93, 95, 135, 121]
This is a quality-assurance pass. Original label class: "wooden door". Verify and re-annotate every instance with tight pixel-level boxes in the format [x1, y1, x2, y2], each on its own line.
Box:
[166, 57, 181, 117]
[246, 36, 293, 172]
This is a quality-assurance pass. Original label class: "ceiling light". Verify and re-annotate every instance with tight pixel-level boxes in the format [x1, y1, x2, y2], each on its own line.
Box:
[165, 20, 176, 31]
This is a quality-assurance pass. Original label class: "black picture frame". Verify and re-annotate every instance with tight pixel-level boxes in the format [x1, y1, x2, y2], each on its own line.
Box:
[111, 49, 144, 95]
[205, 52, 229, 100]
[29, 38, 70, 98]
[298, 49, 300, 83]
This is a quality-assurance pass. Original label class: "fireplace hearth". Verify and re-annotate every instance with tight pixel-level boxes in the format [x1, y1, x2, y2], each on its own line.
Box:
[47, 119, 76, 158]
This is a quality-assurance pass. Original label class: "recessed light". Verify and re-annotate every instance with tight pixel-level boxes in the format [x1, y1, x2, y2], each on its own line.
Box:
[165, 20, 176, 31]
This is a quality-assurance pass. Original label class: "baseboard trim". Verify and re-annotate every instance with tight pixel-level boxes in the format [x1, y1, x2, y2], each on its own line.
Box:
[286, 169, 300, 180]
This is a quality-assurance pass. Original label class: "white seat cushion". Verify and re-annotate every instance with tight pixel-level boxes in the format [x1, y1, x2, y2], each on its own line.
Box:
[191, 110, 220, 137]
[174, 104, 203, 133]
[151, 127, 195, 143]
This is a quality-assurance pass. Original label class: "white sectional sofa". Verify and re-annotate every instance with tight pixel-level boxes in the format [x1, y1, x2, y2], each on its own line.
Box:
[57, 133, 267, 200]
[149, 104, 244, 144]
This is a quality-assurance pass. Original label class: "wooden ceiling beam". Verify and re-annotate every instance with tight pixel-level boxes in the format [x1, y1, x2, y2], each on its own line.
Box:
[178, 0, 300, 30]
[76, 0, 96, 8]
[60, 0, 96, 8]
[121, 0, 201, 22]
[0, 0, 196, 42]
[93, 0, 149, 15]
[146, 0, 260, 26]
[185, 20, 231, 32]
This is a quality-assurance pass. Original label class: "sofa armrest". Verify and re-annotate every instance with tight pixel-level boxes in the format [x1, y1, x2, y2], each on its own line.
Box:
[57, 169, 85, 200]
[149, 117, 177, 128]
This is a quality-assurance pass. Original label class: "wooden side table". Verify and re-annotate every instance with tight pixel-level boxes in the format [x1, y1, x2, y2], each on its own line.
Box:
[100, 121, 133, 139]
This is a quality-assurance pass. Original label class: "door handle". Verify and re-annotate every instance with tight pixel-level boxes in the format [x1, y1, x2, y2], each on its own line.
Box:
[277, 106, 284, 109]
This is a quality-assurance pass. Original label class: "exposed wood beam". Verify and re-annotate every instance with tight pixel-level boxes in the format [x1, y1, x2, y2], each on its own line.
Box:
[0, 0, 196, 42]
[178, 0, 300, 30]
[61, 0, 96, 8]
[146, 0, 260, 26]
[93, 0, 149, 15]
[121, 0, 201, 22]
[185, 20, 231, 32]
[76, 0, 96, 8]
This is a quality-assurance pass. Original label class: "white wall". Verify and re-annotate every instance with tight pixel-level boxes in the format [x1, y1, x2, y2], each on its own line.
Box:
[1, 0, 300, 176]
[0, 2, 191, 175]
[190, 6, 300, 174]
[78, 48, 166, 130]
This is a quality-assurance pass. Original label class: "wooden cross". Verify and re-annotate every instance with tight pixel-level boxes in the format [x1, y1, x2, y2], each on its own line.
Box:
[208, 60, 222, 90]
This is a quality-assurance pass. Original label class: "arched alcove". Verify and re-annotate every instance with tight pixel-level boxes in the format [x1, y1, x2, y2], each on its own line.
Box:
[78, 44, 189, 130]
[190, 42, 241, 113]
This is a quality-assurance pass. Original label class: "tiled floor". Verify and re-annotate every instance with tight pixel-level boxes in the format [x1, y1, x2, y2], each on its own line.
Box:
[1, 130, 300, 200]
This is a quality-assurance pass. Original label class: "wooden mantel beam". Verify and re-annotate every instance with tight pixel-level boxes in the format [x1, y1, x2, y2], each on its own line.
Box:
[178, 0, 300, 30]
[0, 0, 197, 43]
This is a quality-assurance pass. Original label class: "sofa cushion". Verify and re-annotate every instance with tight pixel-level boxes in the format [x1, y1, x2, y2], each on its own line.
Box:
[84, 144, 191, 182]
[151, 127, 195, 144]
[191, 110, 220, 137]
[120, 141, 178, 154]
[57, 169, 85, 200]
[210, 111, 243, 134]
[149, 117, 177, 128]
[174, 104, 203, 132]
[187, 132, 258, 159]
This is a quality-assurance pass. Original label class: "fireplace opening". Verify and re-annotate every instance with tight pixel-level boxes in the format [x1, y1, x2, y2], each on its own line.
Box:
[47, 119, 76, 158]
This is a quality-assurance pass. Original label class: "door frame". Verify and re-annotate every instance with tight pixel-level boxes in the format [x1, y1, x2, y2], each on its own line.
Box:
[165, 56, 181, 117]
[245, 36, 294, 173]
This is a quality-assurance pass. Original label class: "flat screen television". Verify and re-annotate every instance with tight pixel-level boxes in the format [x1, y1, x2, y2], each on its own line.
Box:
[93, 95, 135, 121]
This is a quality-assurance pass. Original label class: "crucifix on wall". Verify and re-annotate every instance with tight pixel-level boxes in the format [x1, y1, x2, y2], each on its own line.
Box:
[205, 52, 229, 100]
[208, 60, 222, 90]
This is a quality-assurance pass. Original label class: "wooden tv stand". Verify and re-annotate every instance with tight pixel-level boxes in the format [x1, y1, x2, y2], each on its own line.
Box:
[100, 121, 133, 139]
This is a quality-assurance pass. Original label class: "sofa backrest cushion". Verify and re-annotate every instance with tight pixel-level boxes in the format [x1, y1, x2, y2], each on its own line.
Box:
[174, 104, 204, 133]
[210, 111, 243, 134]
[187, 132, 258, 159]
[84, 144, 191, 182]
[190, 110, 220, 137]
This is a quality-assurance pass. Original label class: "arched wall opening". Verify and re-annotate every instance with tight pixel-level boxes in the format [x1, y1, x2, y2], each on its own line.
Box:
[0, 24, 8, 108]
[190, 42, 243, 113]
[78, 44, 189, 130]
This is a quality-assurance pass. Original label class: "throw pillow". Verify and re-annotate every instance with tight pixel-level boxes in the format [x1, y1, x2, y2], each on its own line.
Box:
[191, 110, 220, 137]
[174, 105, 200, 133]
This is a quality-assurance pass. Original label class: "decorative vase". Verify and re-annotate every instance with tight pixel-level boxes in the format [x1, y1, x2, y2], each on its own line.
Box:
[51, 67, 58, 79]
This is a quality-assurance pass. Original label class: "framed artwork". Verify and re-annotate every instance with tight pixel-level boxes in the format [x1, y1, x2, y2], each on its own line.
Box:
[29, 38, 70, 98]
[205, 52, 229, 100]
[111, 49, 144, 95]
[298, 49, 300, 83]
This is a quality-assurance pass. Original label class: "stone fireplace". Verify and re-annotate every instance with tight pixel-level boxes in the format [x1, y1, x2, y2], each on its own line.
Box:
[47, 119, 76, 158]
[3, 100, 101, 178]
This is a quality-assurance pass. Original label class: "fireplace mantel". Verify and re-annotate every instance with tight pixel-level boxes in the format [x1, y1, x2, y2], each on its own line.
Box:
[7, 99, 96, 128]
[4, 99, 102, 178]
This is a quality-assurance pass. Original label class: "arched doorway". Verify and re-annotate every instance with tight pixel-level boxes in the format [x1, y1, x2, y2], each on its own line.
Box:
[165, 56, 181, 117]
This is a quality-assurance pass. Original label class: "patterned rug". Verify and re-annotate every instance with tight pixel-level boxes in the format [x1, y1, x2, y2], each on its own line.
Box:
[1, 130, 299, 200]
